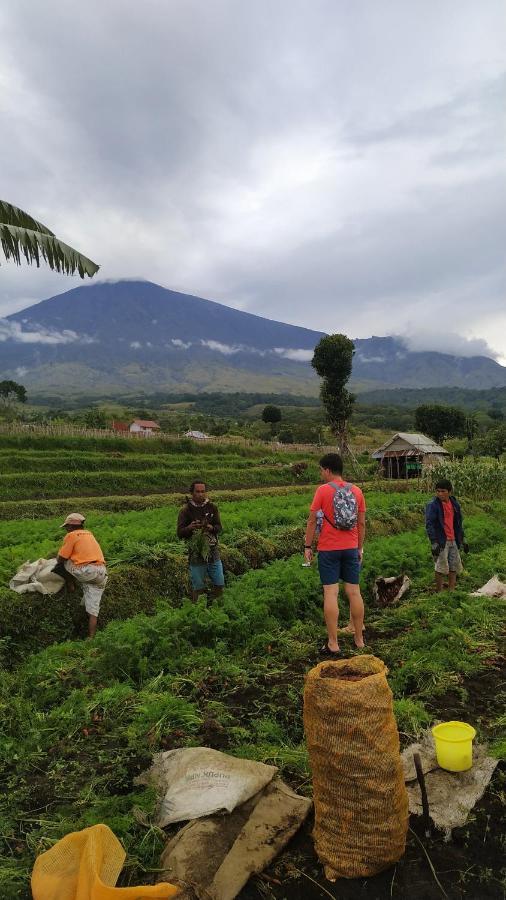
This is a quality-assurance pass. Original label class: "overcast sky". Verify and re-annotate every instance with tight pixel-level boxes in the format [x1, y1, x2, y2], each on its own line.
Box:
[1, 0, 505, 361]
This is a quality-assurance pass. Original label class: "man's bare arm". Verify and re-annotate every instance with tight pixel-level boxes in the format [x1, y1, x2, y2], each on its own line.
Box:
[304, 511, 317, 561]
[358, 511, 366, 560]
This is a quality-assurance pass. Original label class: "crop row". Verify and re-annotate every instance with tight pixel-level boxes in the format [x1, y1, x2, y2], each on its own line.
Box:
[0, 462, 318, 501]
[0, 478, 421, 521]
[0, 490, 432, 585]
[0, 431, 322, 458]
[0, 450, 304, 474]
[2, 503, 504, 661]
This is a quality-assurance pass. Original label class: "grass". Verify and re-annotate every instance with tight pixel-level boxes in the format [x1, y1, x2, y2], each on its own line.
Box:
[1, 437, 505, 897]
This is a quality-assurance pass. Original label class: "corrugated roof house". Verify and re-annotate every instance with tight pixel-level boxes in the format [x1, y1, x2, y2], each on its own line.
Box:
[129, 419, 161, 435]
[371, 432, 448, 478]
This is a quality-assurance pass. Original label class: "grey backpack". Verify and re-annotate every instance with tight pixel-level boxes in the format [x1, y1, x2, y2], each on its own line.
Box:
[325, 481, 358, 531]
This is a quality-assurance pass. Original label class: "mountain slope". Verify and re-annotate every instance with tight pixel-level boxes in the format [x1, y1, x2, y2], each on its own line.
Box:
[1, 280, 505, 396]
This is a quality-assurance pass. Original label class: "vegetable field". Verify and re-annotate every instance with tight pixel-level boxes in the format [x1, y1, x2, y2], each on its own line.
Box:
[0, 434, 504, 899]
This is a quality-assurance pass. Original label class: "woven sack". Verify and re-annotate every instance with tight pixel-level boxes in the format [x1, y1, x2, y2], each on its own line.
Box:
[31, 823, 179, 899]
[304, 655, 408, 880]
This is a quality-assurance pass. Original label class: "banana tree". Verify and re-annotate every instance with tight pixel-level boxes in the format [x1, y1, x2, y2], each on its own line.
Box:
[0, 200, 99, 277]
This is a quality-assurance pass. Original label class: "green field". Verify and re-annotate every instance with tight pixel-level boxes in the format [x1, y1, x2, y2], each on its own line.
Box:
[0, 435, 505, 899]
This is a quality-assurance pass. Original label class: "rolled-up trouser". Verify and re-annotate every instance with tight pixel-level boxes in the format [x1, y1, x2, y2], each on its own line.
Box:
[64, 560, 108, 616]
[434, 540, 463, 575]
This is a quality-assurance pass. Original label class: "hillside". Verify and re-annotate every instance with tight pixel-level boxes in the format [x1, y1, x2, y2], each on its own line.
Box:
[1, 280, 505, 396]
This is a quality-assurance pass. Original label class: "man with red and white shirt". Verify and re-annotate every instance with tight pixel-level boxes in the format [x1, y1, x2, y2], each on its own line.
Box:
[304, 453, 366, 657]
[425, 478, 467, 591]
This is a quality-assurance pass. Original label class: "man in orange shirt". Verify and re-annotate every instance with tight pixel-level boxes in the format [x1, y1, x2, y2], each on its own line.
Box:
[304, 453, 366, 657]
[56, 512, 107, 639]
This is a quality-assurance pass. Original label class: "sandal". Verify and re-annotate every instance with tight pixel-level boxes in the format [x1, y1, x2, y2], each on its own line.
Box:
[318, 643, 341, 658]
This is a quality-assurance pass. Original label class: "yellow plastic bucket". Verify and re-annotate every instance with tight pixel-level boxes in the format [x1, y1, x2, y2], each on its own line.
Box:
[432, 721, 476, 772]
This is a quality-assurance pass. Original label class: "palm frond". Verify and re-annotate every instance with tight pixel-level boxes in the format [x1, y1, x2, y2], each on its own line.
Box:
[0, 200, 55, 235]
[0, 200, 99, 277]
[0, 219, 99, 278]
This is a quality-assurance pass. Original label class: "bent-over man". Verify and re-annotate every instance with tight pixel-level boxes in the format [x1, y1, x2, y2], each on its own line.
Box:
[177, 480, 224, 602]
[56, 512, 107, 639]
[304, 453, 366, 657]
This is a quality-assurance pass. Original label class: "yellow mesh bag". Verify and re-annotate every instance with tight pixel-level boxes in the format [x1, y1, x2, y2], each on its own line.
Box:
[31, 823, 179, 899]
[303, 655, 408, 880]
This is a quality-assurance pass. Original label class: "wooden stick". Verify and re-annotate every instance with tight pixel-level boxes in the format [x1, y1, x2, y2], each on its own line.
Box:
[414, 751, 431, 837]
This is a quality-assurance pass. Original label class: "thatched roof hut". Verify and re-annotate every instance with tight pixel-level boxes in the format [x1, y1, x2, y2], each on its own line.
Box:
[371, 432, 448, 478]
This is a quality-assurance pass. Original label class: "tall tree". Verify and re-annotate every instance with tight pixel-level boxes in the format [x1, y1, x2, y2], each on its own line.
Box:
[0, 201, 99, 277]
[311, 334, 355, 453]
[0, 380, 27, 421]
[414, 404, 466, 444]
[261, 404, 282, 435]
[0, 380, 27, 407]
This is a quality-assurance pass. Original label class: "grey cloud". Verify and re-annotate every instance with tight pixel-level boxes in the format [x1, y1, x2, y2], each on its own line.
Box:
[274, 348, 314, 362]
[356, 355, 387, 364]
[1, 0, 505, 360]
[0, 319, 95, 345]
[200, 340, 241, 356]
[402, 332, 499, 359]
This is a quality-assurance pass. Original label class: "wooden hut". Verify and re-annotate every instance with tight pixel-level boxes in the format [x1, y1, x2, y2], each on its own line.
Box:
[371, 432, 449, 479]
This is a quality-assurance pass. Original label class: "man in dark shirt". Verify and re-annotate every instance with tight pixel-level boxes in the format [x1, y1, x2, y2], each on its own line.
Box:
[425, 478, 467, 591]
[177, 480, 224, 602]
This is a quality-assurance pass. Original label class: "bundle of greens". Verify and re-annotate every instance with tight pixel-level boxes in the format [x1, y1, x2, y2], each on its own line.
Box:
[189, 528, 211, 562]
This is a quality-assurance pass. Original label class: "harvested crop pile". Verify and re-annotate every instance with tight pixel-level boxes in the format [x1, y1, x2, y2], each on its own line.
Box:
[304, 655, 409, 880]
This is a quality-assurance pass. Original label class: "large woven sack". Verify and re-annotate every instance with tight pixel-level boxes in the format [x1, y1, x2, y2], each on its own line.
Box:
[304, 655, 408, 880]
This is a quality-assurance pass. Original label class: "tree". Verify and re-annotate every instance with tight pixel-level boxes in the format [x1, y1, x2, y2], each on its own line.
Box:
[261, 404, 282, 435]
[0, 200, 99, 277]
[0, 380, 27, 407]
[278, 428, 294, 444]
[473, 424, 506, 459]
[83, 409, 108, 429]
[311, 334, 355, 452]
[414, 404, 467, 444]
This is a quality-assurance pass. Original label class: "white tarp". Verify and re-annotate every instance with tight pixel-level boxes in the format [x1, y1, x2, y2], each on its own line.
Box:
[10, 558, 64, 596]
[402, 729, 498, 833]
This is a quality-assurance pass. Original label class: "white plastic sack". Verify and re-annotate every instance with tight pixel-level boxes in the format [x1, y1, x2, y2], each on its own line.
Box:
[137, 747, 278, 826]
[10, 558, 64, 596]
[471, 576, 506, 598]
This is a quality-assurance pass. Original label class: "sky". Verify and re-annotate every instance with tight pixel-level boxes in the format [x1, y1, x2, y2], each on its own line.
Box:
[1, 0, 505, 361]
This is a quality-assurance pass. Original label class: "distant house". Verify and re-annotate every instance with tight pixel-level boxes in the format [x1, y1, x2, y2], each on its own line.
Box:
[371, 432, 449, 478]
[184, 430, 210, 440]
[129, 419, 161, 436]
[112, 420, 129, 433]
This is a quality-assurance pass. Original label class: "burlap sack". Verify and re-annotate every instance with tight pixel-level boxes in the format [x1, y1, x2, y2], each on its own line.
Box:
[303, 655, 408, 880]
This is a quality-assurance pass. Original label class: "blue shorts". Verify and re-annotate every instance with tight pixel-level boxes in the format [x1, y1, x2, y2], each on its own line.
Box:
[189, 559, 225, 591]
[318, 548, 360, 585]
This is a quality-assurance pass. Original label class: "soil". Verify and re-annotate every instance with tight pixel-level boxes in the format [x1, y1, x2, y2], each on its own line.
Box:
[375, 575, 406, 607]
[238, 765, 505, 899]
[319, 666, 368, 681]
